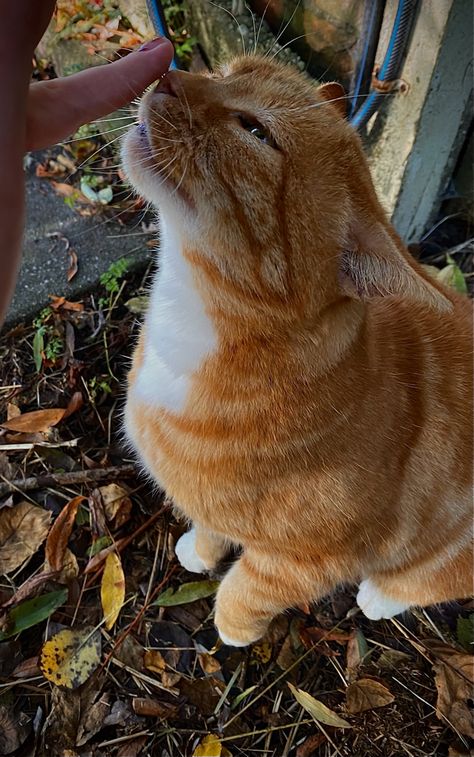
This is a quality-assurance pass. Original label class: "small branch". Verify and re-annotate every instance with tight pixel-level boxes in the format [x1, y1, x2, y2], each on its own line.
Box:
[0, 464, 137, 496]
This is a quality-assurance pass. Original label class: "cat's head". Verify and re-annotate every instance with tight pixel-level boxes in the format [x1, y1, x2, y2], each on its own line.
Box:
[122, 55, 450, 320]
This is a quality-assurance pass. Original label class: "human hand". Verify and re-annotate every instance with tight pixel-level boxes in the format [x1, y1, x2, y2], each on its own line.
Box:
[26, 37, 174, 151]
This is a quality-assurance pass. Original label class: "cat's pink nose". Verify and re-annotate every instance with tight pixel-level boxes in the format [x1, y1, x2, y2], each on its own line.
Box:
[155, 72, 179, 97]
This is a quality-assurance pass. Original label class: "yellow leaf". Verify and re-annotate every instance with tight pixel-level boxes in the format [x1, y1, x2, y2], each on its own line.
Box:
[193, 734, 232, 757]
[251, 641, 272, 664]
[40, 627, 101, 689]
[288, 682, 351, 728]
[144, 649, 167, 674]
[100, 551, 125, 630]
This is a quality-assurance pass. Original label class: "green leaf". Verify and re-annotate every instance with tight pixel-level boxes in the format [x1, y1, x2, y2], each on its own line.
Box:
[33, 328, 44, 372]
[153, 580, 220, 607]
[231, 685, 257, 709]
[87, 535, 112, 557]
[0, 589, 68, 640]
[98, 186, 113, 205]
[125, 296, 150, 315]
[80, 177, 99, 203]
[287, 682, 351, 728]
[457, 614, 474, 651]
[437, 256, 468, 294]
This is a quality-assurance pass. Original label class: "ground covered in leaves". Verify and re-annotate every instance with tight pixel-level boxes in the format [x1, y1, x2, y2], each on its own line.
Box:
[1, 2, 473, 756]
[1, 261, 473, 757]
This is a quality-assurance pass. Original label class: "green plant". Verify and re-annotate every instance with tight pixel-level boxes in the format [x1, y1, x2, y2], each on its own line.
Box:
[32, 308, 64, 372]
[100, 257, 130, 296]
[162, 0, 197, 65]
[88, 376, 112, 402]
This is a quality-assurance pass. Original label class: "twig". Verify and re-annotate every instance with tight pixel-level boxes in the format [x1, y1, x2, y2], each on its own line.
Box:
[0, 463, 137, 496]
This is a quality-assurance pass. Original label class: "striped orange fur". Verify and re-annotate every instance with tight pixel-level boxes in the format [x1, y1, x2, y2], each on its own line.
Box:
[121, 56, 473, 646]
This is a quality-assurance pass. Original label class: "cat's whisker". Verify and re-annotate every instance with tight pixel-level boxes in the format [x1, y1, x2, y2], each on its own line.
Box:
[57, 121, 137, 147]
[255, 0, 272, 53]
[151, 110, 178, 132]
[170, 160, 189, 196]
[245, 2, 257, 54]
[264, 0, 302, 59]
[208, 1, 247, 55]
[65, 131, 128, 178]
[180, 87, 193, 131]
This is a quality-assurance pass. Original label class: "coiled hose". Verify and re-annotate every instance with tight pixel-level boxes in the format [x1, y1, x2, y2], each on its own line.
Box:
[350, 0, 419, 129]
[144, 0, 419, 129]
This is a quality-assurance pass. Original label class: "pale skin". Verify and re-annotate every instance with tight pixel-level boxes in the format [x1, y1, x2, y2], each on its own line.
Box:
[0, 1, 173, 326]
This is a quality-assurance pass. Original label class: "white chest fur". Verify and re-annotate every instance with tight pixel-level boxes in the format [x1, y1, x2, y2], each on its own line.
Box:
[132, 217, 217, 414]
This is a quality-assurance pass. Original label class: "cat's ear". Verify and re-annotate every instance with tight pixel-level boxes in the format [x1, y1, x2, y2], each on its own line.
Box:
[340, 218, 452, 312]
[317, 82, 347, 118]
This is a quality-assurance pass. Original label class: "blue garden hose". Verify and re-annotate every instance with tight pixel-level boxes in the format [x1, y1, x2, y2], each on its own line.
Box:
[145, 0, 180, 69]
[350, 0, 419, 130]
[145, 0, 418, 129]
[349, 0, 386, 119]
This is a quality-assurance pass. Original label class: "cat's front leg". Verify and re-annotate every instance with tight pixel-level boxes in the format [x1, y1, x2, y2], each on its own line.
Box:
[175, 524, 228, 573]
[215, 551, 329, 647]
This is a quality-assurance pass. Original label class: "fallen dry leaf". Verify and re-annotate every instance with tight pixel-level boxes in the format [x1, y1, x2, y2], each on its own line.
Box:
[426, 642, 474, 738]
[288, 682, 351, 728]
[0, 501, 51, 574]
[296, 732, 326, 757]
[76, 692, 112, 746]
[100, 551, 125, 630]
[100, 483, 132, 528]
[63, 391, 84, 419]
[193, 734, 232, 757]
[198, 651, 222, 675]
[67, 249, 78, 282]
[49, 296, 84, 312]
[6, 404, 20, 421]
[51, 181, 76, 197]
[345, 678, 394, 714]
[0, 705, 31, 756]
[132, 698, 179, 719]
[12, 656, 40, 679]
[45, 495, 84, 573]
[144, 649, 167, 674]
[0, 408, 66, 433]
[40, 627, 101, 689]
[346, 629, 369, 681]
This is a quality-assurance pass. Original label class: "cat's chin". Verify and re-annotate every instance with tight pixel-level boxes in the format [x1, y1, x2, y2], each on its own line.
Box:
[121, 126, 193, 213]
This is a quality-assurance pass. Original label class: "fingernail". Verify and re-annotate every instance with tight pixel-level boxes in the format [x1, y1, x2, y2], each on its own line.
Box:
[138, 37, 167, 52]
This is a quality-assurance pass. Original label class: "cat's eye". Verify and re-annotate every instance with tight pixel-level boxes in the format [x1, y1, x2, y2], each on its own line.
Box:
[237, 114, 277, 149]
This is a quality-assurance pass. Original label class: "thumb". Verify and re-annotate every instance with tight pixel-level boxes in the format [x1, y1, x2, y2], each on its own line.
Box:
[27, 37, 174, 151]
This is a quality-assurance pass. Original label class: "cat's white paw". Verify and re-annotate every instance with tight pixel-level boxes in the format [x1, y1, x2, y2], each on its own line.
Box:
[357, 579, 410, 620]
[218, 630, 250, 648]
[175, 528, 208, 574]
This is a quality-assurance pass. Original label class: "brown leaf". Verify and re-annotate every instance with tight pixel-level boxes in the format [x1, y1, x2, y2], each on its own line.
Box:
[345, 678, 394, 714]
[45, 495, 84, 573]
[49, 296, 84, 312]
[63, 392, 83, 419]
[346, 629, 369, 681]
[100, 483, 132, 528]
[0, 502, 51, 574]
[1, 570, 59, 609]
[0, 705, 31, 755]
[296, 732, 326, 757]
[12, 656, 40, 679]
[117, 736, 148, 757]
[198, 651, 222, 675]
[425, 639, 474, 736]
[6, 404, 20, 421]
[76, 693, 112, 746]
[51, 181, 75, 197]
[132, 698, 179, 719]
[144, 649, 166, 674]
[0, 408, 66, 433]
[67, 249, 78, 282]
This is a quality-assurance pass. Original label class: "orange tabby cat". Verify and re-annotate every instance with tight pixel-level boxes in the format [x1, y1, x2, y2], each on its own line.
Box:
[122, 56, 473, 646]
